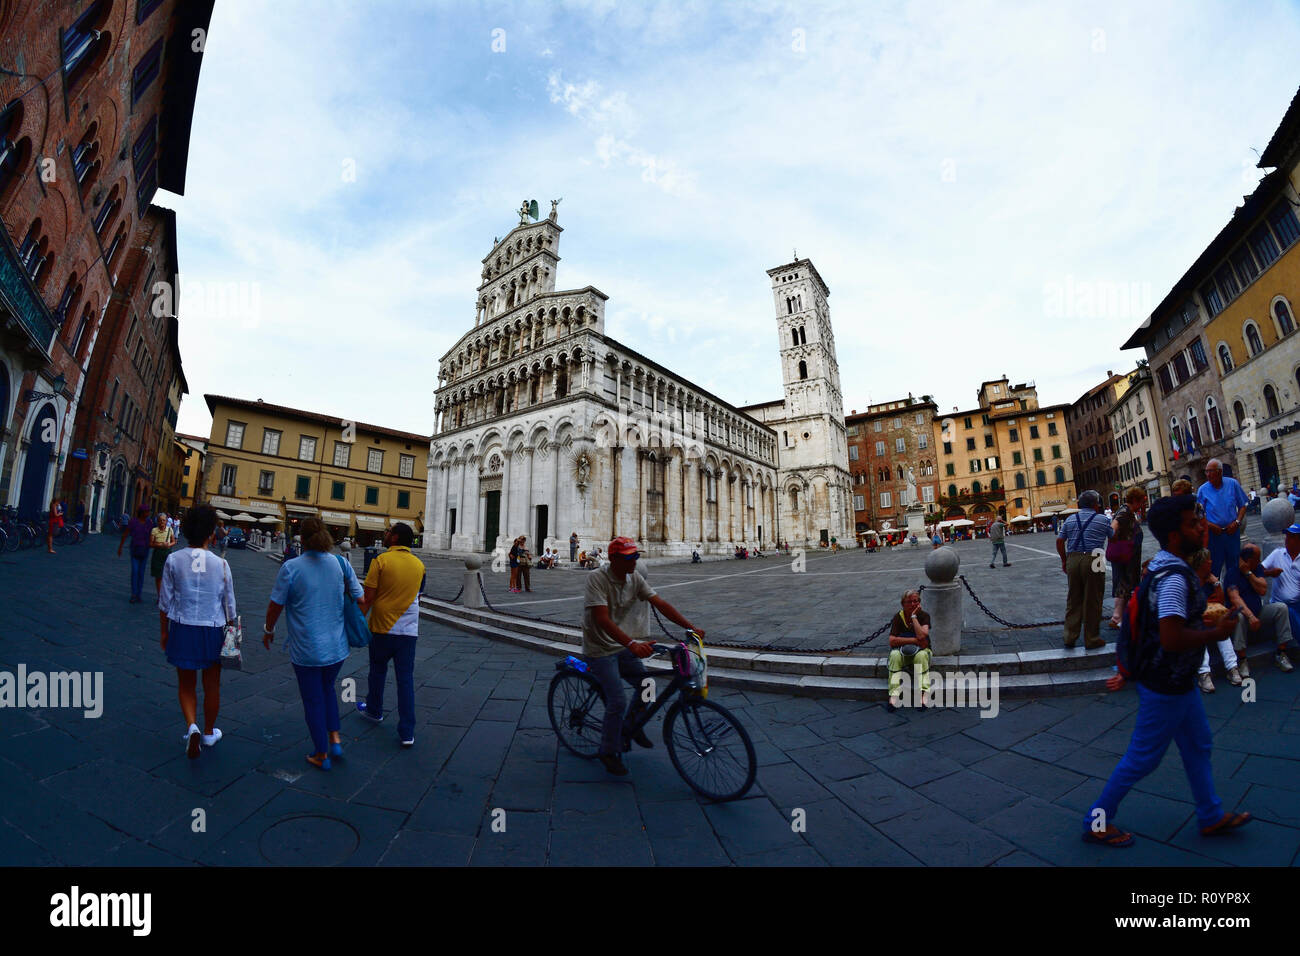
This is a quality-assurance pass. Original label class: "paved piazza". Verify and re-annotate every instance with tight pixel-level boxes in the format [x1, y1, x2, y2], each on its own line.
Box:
[1, 532, 1298, 866]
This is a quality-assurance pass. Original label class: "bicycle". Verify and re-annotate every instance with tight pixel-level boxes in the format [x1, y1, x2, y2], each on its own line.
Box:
[1, 506, 37, 550]
[547, 632, 757, 802]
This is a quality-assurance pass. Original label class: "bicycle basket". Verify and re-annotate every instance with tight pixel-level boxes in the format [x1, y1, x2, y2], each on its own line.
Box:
[672, 635, 708, 697]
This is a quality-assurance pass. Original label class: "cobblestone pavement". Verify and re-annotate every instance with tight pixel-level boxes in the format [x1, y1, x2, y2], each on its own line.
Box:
[417, 523, 1300, 653]
[1, 534, 1297, 866]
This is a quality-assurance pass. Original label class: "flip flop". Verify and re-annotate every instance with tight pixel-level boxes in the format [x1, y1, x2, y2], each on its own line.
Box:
[1082, 825, 1135, 847]
[306, 753, 332, 771]
[1201, 811, 1252, 836]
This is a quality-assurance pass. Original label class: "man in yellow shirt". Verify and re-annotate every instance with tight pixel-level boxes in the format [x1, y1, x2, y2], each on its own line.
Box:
[356, 522, 426, 746]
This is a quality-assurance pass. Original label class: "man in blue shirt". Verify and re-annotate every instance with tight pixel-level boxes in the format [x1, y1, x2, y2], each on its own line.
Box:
[1083, 494, 1251, 847]
[1055, 490, 1114, 649]
[1197, 458, 1248, 579]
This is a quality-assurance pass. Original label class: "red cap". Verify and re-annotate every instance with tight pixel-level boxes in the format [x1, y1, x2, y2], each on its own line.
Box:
[608, 536, 639, 557]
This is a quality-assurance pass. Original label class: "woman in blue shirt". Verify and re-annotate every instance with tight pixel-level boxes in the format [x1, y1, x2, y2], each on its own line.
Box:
[263, 517, 362, 770]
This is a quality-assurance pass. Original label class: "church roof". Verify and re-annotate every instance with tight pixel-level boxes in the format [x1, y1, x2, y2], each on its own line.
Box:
[766, 258, 830, 297]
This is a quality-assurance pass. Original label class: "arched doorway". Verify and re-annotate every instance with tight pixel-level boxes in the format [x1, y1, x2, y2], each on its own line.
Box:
[17, 401, 57, 519]
[106, 458, 128, 524]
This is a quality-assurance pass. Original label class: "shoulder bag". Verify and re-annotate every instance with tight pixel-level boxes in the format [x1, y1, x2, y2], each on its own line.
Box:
[335, 554, 371, 648]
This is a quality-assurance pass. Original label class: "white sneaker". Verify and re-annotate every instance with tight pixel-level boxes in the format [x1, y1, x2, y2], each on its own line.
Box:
[202, 728, 222, 747]
[1227, 667, 1243, 686]
[184, 723, 201, 758]
[1197, 673, 1215, 694]
[1277, 651, 1295, 672]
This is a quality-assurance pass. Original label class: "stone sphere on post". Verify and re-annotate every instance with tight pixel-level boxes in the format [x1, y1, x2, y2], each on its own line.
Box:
[924, 545, 960, 584]
[1263, 496, 1296, 534]
[462, 554, 484, 608]
[464, 554, 483, 571]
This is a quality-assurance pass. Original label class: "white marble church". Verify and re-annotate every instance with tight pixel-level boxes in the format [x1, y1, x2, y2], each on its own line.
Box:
[423, 202, 854, 557]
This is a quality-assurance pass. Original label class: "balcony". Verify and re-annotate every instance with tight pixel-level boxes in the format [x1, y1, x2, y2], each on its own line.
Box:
[0, 221, 56, 365]
[218, 485, 235, 497]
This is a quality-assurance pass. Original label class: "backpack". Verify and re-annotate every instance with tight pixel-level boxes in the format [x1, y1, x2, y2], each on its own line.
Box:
[1116, 562, 1202, 688]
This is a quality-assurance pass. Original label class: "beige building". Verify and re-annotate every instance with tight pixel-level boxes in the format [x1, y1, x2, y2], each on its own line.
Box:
[1108, 363, 1171, 500]
[204, 395, 428, 544]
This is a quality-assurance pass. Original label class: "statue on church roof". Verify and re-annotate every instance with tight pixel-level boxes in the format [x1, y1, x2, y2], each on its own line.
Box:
[549, 198, 562, 222]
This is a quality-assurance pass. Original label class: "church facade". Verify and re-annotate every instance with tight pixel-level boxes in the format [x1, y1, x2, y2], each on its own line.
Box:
[424, 205, 854, 556]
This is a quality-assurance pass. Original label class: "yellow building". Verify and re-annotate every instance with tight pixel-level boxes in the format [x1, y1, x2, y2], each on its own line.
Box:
[203, 395, 429, 544]
[176, 434, 206, 512]
[932, 377, 1077, 528]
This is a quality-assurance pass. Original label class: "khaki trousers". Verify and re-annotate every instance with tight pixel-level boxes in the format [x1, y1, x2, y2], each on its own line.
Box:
[1064, 552, 1106, 648]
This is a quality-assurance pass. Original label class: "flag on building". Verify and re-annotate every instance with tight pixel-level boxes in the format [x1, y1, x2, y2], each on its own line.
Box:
[1171, 432, 1181, 461]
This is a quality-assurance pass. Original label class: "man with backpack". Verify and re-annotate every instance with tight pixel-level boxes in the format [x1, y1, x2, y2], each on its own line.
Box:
[1084, 494, 1252, 847]
[1056, 490, 1114, 649]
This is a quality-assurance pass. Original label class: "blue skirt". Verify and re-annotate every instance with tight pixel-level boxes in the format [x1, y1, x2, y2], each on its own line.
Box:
[167, 621, 224, 671]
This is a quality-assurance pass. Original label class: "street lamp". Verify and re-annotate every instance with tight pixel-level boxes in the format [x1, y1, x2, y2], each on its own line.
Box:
[23, 373, 66, 403]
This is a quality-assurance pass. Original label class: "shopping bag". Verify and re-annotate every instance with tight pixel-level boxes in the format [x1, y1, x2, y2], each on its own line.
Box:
[220, 615, 243, 670]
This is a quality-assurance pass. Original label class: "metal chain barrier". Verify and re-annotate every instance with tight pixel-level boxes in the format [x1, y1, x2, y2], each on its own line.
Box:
[958, 574, 1064, 629]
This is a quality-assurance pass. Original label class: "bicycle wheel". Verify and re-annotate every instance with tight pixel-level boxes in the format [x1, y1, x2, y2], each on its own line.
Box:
[1, 526, 15, 552]
[663, 697, 757, 802]
[18, 524, 36, 549]
[547, 669, 605, 759]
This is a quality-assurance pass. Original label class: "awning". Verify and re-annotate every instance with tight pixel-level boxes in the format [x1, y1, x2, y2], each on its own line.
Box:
[257, 515, 281, 524]
[355, 515, 386, 530]
[320, 510, 353, 526]
[1009, 514, 1031, 522]
[285, 505, 319, 516]
[208, 496, 241, 509]
[244, 500, 282, 516]
[215, 510, 232, 520]
[1032, 512, 1055, 519]
[230, 512, 256, 522]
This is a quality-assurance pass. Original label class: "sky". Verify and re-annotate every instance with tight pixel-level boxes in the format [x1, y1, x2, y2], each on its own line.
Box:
[162, 0, 1300, 440]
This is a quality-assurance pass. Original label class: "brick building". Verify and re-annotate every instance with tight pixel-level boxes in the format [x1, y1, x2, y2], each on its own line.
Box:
[845, 395, 938, 536]
[0, 0, 213, 523]
[63, 205, 186, 528]
[1065, 371, 1128, 508]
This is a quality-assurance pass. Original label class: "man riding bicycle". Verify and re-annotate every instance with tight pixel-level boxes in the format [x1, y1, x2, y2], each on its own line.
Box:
[583, 536, 705, 776]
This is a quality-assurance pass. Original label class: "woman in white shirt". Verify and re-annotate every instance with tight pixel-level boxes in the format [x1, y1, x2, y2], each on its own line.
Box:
[159, 504, 237, 759]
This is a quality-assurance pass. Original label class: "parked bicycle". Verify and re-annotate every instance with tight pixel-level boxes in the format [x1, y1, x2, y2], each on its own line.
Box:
[547, 632, 757, 801]
[0, 506, 38, 551]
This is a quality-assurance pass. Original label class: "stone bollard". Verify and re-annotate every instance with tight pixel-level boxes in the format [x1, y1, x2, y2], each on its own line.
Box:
[462, 554, 484, 609]
[923, 545, 962, 657]
[1262, 496, 1295, 534]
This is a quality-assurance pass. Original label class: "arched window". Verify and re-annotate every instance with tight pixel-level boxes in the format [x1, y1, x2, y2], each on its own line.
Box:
[1035, 470, 1046, 486]
[948, 484, 957, 498]
[1205, 396, 1223, 442]
[1218, 344, 1234, 373]
[798, 326, 806, 345]
[798, 360, 807, 380]
[1054, 466, 1066, 484]
[1186, 405, 1201, 448]
[1015, 473, 1026, 489]
[1265, 384, 1281, 418]
[62, 0, 112, 92]
[897, 465, 904, 480]
[0, 99, 30, 207]
[1233, 400, 1246, 429]
[990, 477, 1000, 491]
[1246, 322, 1264, 356]
[1276, 300, 1295, 336]
[789, 488, 799, 511]
[791, 329, 798, 347]
[1170, 416, 1182, 454]
[972, 480, 982, 494]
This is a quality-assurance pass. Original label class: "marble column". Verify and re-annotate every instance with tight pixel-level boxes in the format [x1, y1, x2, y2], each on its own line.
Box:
[552, 440, 562, 547]
[522, 447, 534, 546]
[637, 450, 647, 542]
[499, 451, 513, 547]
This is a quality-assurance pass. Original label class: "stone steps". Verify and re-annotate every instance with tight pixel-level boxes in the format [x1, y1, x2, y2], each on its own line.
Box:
[417, 598, 1119, 699]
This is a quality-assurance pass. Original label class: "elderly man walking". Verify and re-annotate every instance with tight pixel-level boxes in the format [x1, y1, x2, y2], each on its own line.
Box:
[1056, 490, 1114, 649]
[988, 516, 1009, 568]
[1197, 458, 1248, 579]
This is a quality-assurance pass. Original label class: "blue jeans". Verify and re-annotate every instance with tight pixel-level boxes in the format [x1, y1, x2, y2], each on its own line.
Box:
[1207, 529, 1241, 580]
[991, 541, 1008, 565]
[365, 632, 417, 740]
[1086, 683, 1223, 831]
[585, 649, 649, 756]
[293, 660, 344, 754]
[129, 553, 147, 598]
